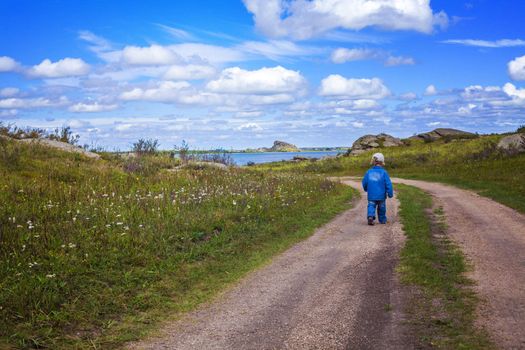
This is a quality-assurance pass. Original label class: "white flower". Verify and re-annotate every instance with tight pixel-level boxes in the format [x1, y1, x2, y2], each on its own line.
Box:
[46, 274, 56, 278]
[68, 243, 76, 249]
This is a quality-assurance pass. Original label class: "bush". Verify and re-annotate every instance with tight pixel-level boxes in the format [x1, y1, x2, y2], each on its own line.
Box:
[132, 138, 159, 156]
[517, 125, 525, 133]
[0, 122, 46, 139]
[47, 126, 80, 145]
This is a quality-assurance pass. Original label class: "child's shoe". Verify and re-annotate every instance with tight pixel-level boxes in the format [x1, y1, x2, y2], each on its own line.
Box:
[367, 217, 374, 226]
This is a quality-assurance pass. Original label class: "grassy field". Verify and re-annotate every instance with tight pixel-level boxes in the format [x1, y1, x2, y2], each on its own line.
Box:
[396, 184, 493, 349]
[256, 134, 525, 213]
[0, 138, 353, 349]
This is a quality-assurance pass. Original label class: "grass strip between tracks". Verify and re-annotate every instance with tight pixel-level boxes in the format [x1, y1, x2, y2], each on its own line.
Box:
[396, 184, 494, 349]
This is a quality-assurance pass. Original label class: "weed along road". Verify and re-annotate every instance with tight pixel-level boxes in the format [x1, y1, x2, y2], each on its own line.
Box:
[391, 178, 525, 350]
[129, 178, 525, 350]
[129, 179, 408, 350]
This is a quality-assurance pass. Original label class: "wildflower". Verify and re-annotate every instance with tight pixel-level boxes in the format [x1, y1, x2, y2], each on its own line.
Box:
[46, 274, 56, 278]
[68, 243, 76, 249]
[233, 200, 237, 205]
[116, 222, 123, 225]
[28, 261, 38, 268]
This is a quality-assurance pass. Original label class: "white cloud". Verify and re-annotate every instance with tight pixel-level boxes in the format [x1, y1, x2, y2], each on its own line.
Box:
[122, 44, 180, 65]
[508, 55, 525, 81]
[120, 81, 190, 101]
[0, 96, 69, 109]
[236, 122, 263, 131]
[206, 66, 306, 95]
[157, 24, 196, 40]
[235, 111, 264, 118]
[166, 43, 246, 64]
[331, 48, 381, 63]
[503, 83, 525, 100]
[352, 121, 364, 128]
[319, 75, 390, 99]
[399, 92, 418, 101]
[0, 87, 19, 97]
[424, 84, 437, 96]
[69, 102, 119, 113]
[120, 81, 221, 105]
[442, 39, 525, 48]
[243, 0, 446, 40]
[28, 58, 90, 78]
[163, 64, 216, 80]
[331, 48, 414, 66]
[0, 56, 20, 72]
[384, 55, 415, 66]
[239, 40, 323, 60]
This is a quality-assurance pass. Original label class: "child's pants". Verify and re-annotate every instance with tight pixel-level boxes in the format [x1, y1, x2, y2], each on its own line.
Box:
[367, 200, 387, 223]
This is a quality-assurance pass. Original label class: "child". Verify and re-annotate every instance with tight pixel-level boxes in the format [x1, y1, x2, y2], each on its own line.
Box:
[362, 152, 393, 225]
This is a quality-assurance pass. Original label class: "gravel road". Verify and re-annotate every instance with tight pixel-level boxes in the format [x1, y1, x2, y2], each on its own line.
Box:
[129, 179, 408, 349]
[129, 178, 525, 350]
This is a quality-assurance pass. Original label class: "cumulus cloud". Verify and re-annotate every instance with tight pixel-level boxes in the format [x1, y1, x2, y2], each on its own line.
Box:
[331, 48, 414, 66]
[319, 75, 390, 99]
[503, 83, 525, 100]
[69, 102, 119, 113]
[508, 55, 525, 81]
[0, 56, 20, 72]
[28, 58, 90, 78]
[424, 84, 437, 96]
[442, 39, 525, 48]
[243, 0, 447, 40]
[206, 66, 306, 95]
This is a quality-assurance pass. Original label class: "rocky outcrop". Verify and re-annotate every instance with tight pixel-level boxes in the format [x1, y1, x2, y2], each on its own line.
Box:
[269, 140, 300, 152]
[254, 141, 300, 152]
[497, 133, 525, 153]
[350, 133, 403, 155]
[410, 128, 476, 142]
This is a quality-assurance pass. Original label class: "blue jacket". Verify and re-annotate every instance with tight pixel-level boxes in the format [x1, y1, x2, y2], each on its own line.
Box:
[362, 166, 393, 200]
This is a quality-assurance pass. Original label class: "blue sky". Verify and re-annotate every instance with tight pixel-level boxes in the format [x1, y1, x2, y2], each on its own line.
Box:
[1, 0, 525, 150]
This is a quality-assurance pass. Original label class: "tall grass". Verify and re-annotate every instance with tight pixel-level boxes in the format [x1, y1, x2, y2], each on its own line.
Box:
[257, 135, 525, 213]
[0, 139, 352, 348]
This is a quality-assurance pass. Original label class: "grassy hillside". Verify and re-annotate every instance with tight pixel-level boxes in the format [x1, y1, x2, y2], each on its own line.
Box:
[0, 138, 353, 349]
[257, 134, 525, 213]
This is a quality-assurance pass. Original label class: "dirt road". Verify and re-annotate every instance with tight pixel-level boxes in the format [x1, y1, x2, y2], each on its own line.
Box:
[129, 179, 409, 349]
[129, 178, 525, 349]
[392, 178, 525, 350]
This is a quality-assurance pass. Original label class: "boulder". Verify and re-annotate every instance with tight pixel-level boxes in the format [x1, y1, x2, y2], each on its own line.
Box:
[497, 133, 525, 153]
[350, 133, 403, 155]
[410, 128, 475, 142]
